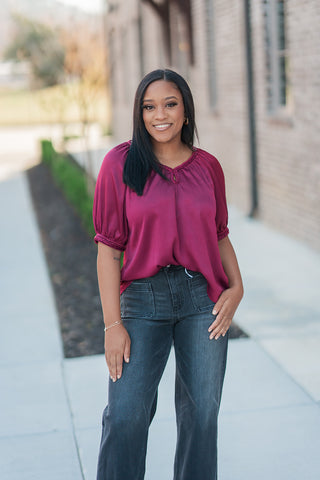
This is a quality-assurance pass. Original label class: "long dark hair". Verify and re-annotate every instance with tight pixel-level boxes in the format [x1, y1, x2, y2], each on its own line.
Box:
[123, 69, 198, 195]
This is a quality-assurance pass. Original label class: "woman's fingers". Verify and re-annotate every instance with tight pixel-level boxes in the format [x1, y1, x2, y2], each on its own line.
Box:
[106, 352, 117, 382]
[209, 310, 231, 340]
[124, 338, 131, 364]
[208, 292, 232, 340]
[106, 351, 123, 382]
[208, 287, 243, 340]
[115, 353, 123, 380]
[107, 353, 123, 382]
[105, 325, 131, 382]
[209, 317, 231, 340]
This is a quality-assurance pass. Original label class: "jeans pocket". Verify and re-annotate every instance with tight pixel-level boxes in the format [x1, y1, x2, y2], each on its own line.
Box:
[120, 281, 155, 319]
[188, 273, 214, 312]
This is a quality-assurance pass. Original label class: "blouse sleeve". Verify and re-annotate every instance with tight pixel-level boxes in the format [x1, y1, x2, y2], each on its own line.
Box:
[212, 157, 229, 241]
[93, 146, 128, 251]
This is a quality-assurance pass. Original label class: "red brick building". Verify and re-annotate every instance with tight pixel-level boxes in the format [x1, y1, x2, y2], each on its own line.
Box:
[105, 0, 320, 250]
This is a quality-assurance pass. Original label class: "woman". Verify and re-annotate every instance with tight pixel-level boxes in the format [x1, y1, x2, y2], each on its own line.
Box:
[93, 69, 243, 480]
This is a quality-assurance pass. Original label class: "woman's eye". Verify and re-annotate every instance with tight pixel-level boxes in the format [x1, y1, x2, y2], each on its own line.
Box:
[166, 102, 178, 108]
[143, 105, 154, 111]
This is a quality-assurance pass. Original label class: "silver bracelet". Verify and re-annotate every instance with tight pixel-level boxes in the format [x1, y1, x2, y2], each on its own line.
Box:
[104, 320, 122, 332]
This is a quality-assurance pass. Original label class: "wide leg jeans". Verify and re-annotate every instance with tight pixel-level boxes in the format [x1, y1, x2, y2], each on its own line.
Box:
[96, 265, 228, 480]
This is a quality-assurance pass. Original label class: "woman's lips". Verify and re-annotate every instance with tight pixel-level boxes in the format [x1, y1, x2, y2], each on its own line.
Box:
[153, 124, 171, 131]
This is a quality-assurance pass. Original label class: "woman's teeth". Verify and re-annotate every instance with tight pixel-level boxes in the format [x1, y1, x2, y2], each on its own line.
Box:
[154, 124, 171, 130]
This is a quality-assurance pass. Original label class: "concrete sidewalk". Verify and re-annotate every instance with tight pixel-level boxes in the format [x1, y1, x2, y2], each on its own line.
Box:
[0, 172, 83, 479]
[1, 149, 320, 479]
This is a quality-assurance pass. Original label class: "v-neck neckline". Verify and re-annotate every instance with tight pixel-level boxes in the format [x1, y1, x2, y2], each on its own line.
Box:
[159, 148, 198, 172]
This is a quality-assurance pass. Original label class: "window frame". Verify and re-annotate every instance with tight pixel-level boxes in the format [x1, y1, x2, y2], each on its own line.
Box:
[263, 0, 290, 116]
[205, 0, 218, 111]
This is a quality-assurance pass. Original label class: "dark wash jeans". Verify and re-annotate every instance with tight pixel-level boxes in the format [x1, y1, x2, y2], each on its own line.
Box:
[96, 265, 228, 480]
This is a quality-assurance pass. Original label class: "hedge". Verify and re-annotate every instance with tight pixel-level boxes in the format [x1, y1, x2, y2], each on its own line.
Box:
[40, 139, 95, 238]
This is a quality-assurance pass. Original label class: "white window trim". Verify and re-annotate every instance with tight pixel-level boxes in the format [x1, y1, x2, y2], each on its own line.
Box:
[205, 0, 218, 111]
[264, 0, 291, 118]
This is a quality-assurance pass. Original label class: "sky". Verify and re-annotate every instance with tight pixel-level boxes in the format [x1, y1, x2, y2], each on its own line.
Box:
[58, 0, 104, 14]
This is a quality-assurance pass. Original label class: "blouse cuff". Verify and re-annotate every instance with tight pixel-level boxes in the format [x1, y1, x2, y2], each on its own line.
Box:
[217, 226, 229, 241]
[94, 233, 126, 251]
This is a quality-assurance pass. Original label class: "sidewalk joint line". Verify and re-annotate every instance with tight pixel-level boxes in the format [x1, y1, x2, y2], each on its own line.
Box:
[61, 359, 86, 480]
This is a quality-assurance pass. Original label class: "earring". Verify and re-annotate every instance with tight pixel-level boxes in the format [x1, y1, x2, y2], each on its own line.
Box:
[184, 118, 189, 125]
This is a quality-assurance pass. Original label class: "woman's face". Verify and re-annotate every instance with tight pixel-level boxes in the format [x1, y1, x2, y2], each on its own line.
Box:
[142, 80, 185, 148]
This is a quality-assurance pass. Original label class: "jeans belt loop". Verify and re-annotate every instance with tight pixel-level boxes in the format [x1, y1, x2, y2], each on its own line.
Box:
[184, 268, 194, 278]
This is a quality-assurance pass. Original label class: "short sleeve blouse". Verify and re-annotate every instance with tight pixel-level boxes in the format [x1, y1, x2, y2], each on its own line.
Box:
[93, 141, 229, 302]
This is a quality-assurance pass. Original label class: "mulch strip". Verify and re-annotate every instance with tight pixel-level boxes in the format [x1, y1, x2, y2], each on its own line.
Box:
[26, 162, 248, 358]
[27, 162, 104, 358]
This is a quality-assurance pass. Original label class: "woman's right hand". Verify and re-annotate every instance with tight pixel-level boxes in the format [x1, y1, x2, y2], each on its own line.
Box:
[104, 323, 131, 382]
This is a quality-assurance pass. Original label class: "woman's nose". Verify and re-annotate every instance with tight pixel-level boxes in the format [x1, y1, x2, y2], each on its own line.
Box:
[154, 106, 166, 119]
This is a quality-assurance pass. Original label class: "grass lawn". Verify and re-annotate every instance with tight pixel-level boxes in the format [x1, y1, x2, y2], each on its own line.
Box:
[0, 84, 110, 127]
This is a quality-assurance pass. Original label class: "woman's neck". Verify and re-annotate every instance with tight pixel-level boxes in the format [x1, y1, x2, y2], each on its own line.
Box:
[153, 142, 192, 169]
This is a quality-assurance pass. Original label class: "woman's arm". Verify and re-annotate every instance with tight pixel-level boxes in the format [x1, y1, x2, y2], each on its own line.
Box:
[97, 242, 131, 381]
[208, 236, 244, 340]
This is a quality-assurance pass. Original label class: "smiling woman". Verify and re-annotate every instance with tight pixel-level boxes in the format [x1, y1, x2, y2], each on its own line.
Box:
[93, 68, 244, 480]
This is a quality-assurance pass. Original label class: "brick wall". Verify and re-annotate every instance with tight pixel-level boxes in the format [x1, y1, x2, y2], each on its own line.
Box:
[189, 0, 251, 214]
[251, 0, 320, 250]
[105, 0, 320, 251]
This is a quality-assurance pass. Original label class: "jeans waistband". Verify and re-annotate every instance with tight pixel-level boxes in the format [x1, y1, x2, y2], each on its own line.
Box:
[161, 264, 195, 278]
[121, 264, 213, 322]
[161, 264, 184, 270]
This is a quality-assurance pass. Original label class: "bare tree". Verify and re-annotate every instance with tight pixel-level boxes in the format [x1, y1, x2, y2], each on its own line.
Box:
[4, 14, 65, 88]
[61, 23, 108, 194]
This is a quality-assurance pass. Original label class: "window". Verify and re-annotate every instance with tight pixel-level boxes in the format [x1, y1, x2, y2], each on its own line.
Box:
[205, 0, 217, 110]
[263, 0, 289, 113]
[142, 0, 194, 69]
[170, 2, 190, 77]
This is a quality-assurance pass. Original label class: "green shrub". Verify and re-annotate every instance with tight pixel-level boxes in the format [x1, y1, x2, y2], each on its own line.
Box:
[40, 139, 95, 238]
[41, 139, 55, 166]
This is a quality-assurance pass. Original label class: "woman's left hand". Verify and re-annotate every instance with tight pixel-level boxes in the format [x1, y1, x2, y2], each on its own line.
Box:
[208, 286, 243, 340]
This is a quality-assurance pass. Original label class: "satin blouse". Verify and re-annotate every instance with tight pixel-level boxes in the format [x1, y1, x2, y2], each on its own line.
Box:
[93, 141, 229, 302]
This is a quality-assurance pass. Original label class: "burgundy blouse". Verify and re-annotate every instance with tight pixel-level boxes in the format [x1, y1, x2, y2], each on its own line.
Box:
[93, 141, 229, 302]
